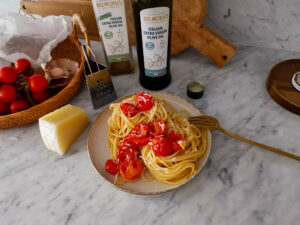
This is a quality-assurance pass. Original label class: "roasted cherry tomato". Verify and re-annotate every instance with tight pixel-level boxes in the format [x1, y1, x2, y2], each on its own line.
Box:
[10, 99, 30, 113]
[151, 136, 174, 157]
[119, 158, 143, 181]
[135, 91, 154, 111]
[130, 122, 149, 139]
[131, 137, 151, 147]
[0, 101, 10, 115]
[29, 75, 48, 93]
[117, 145, 138, 162]
[120, 102, 139, 117]
[0, 84, 17, 103]
[32, 91, 50, 103]
[149, 119, 166, 137]
[168, 130, 185, 151]
[105, 159, 119, 175]
[0, 67, 18, 84]
[15, 58, 31, 73]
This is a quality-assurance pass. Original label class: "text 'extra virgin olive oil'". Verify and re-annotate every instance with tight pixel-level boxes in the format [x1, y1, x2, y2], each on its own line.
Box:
[92, 0, 134, 75]
[131, 0, 173, 90]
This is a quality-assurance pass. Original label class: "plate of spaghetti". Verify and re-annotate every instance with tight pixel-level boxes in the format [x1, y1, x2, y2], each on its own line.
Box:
[88, 91, 211, 195]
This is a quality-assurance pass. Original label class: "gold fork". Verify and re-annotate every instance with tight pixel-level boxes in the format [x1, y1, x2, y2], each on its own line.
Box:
[189, 116, 300, 161]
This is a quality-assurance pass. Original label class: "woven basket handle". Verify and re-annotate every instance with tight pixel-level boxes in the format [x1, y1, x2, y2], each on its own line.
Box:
[72, 14, 91, 47]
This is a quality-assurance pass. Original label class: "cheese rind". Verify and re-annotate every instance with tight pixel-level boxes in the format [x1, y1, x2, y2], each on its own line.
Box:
[39, 104, 90, 155]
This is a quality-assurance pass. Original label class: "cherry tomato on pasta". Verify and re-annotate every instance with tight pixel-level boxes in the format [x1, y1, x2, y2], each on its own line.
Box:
[130, 122, 149, 139]
[0, 101, 10, 115]
[15, 58, 31, 73]
[105, 159, 119, 175]
[120, 158, 143, 181]
[0, 84, 17, 103]
[168, 130, 185, 151]
[135, 91, 154, 111]
[0, 67, 18, 84]
[120, 102, 139, 117]
[151, 137, 174, 157]
[117, 145, 138, 162]
[149, 119, 166, 137]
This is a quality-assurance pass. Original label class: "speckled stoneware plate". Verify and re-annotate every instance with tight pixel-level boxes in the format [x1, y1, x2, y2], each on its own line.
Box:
[87, 92, 211, 195]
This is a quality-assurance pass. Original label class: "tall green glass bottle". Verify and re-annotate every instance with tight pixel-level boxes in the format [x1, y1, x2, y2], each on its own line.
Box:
[131, 0, 173, 90]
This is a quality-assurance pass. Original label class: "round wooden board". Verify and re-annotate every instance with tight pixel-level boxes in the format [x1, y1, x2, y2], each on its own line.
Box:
[87, 92, 211, 195]
[266, 59, 300, 115]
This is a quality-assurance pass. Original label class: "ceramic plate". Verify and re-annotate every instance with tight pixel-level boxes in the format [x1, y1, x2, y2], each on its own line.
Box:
[88, 92, 211, 195]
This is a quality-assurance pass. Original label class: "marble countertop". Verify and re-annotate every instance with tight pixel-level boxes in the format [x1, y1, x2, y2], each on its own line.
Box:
[1, 42, 300, 225]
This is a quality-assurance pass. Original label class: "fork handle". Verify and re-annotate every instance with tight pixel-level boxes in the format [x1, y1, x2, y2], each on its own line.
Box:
[218, 127, 300, 161]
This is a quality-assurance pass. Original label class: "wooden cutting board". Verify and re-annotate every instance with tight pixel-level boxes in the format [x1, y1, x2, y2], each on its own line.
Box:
[21, 0, 236, 67]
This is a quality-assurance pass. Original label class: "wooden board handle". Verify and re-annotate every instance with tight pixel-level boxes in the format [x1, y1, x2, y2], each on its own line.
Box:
[191, 24, 236, 67]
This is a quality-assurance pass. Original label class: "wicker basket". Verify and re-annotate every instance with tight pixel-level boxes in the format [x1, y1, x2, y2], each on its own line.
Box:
[0, 14, 90, 129]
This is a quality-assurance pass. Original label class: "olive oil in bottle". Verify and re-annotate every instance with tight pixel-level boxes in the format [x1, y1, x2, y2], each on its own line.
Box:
[92, 0, 134, 75]
[131, 0, 172, 90]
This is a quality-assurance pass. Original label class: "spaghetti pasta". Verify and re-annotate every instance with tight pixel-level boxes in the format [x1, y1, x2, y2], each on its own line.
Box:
[107, 94, 207, 185]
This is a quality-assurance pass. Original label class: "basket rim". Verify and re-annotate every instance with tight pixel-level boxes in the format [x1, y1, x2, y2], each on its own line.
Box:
[0, 35, 85, 128]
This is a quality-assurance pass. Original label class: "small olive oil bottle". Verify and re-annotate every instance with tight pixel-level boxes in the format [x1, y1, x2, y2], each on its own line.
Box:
[131, 0, 172, 90]
[92, 0, 134, 75]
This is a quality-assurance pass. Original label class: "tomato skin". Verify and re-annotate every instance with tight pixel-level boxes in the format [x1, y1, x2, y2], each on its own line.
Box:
[105, 159, 119, 175]
[168, 130, 185, 151]
[32, 91, 50, 103]
[29, 75, 48, 93]
[117, 145, 138, 162]
[135, 91, 154, 111]
[119, 158, 143, 181]
[15, 58, 31, 73]
[0, 101, 10, 115]
[10, 99, 30, 113]
[0, 67, 18, 84]
[151, 137, 174, 157]
[120, 102, 139, 117]
[149, 119, 166, 137]
[0, 85, 17, 103]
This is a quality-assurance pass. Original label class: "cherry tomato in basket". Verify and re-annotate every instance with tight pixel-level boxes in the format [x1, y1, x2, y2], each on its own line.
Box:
[120, 158, 143, 181]
[10, 99, 30, 113]
[0, 67, 18, 84]
[32, 91, 50, 103]
[168, 130, 185, 151]
[135, 91, 153, 111]
[151, 136, 174, 157]
[15, 58, 31, 73]
[29, 75, 48, 93]
[0, 84, 17, 103]
[0, 101, 10, 115]
[105, 159, 119, 175]
[149, 119, 166, 137]
[24, 75, 30, 83]
[120, 102, 139, 117]
[117, 145, 138, 163]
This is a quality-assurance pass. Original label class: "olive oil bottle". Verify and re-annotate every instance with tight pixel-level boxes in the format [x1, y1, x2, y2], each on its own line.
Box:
[131, 0, 172, 90]
[92, 0, 134, 75]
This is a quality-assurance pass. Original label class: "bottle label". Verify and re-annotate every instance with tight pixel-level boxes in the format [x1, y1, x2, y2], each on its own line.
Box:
[92, 0, 131, 63]
[140, 7, 169, 77]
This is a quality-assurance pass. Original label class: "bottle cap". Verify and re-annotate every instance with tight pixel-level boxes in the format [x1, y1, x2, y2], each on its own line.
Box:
[187, 80, 204, 99]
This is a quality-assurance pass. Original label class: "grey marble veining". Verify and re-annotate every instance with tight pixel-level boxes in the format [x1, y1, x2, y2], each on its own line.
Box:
[0, 41, 300, 225]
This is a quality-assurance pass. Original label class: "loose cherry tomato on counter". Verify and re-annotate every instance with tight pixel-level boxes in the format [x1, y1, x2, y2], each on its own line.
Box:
[168, 130, 185, 151]
[0, 84, 17, 103]
[10, 99, 30, 113]
[0, 67, 18, 84]
[0, 101, 10, 115]
[29, 75, 48, 93]
[32, 91, 50, 103]
[117, 145, 138, 163]
[15, 58, 31, 73]
[149, 119, 166, 137]
[135, 91, 154, 111]
[119, 158, 143, 181]
[105, 159, 119, 175]
[120, 102, 139, 117]
[151, 136, 174, 157]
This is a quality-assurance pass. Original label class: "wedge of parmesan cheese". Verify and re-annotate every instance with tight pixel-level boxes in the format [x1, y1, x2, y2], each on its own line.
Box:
[39, 104, 90, 155]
